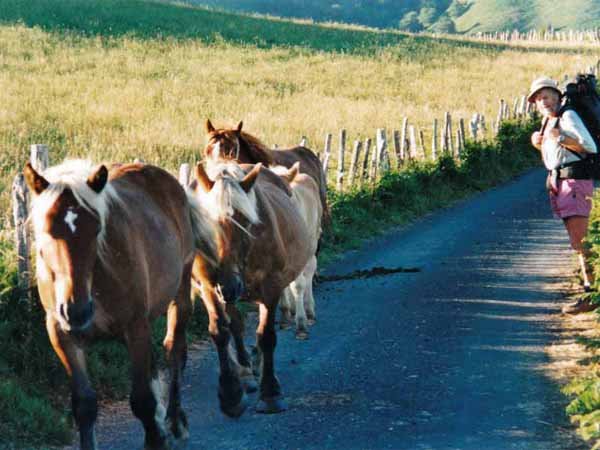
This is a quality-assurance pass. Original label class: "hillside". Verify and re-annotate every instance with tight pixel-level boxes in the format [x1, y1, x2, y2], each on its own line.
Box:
[184, 0, 600, 33]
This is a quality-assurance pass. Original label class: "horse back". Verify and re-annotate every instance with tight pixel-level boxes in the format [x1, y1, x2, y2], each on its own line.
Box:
[95, 164, 195, 326]
[271, 146, 330, 226]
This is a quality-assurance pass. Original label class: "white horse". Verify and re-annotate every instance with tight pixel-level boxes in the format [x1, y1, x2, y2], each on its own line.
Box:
[272, 163, 322, 339]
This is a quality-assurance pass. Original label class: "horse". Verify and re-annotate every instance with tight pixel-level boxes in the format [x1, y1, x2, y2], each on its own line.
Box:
[271, 163, 322, 339]
[203, 119, 330, 227]
[24, 160, 218, 450]
[189, 161, 312, 414]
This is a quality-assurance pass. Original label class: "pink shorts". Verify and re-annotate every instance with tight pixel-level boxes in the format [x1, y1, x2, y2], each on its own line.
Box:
[549, 179, 594, 219]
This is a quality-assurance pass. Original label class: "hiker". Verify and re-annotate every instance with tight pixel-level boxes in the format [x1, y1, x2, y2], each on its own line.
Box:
[528, 76, 598, 314]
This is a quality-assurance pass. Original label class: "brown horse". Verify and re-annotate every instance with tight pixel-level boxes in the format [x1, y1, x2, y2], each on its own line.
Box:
[25, 160, 218, 450]
[190, 161, 312, 414]
[203, 119, 329, 226]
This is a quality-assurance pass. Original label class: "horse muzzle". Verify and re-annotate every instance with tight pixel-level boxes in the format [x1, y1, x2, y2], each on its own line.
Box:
[58, 299, 95, 333]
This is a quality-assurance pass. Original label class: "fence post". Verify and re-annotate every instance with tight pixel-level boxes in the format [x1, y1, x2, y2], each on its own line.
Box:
[470, 113, 479, 140]
[409, 126, 417, 159]
[432, 119, 438, 160]
[336, 129, 346, 192]
[446, 113, 454, 156]
[179, 163, 190, 186]
[30, 144, 49, 172]
[322, 133, 332, 184]
[369, 135, 379, 182]
[458, 118, 466, 153]
[393, 130, 402, 169]
[418, 128, 426, 159]
[348, 140, 362, 188]
[376, 129, 389, 173]
[300, 136, 307, 147]
[12, 174, 30, 300]
[361, 137, 372, 186]
[400, 118, 408, 162]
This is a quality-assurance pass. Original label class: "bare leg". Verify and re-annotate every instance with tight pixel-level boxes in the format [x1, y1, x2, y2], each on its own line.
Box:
[255, 301, 287, 414]
[46, 316, 98, 450]
[564, 216, 594, 288]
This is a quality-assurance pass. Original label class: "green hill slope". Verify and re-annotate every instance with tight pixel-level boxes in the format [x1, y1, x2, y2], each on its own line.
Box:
[185, 0, 600, 33]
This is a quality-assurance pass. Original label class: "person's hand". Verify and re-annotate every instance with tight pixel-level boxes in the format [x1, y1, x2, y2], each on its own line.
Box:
[531, 131, 543, 147]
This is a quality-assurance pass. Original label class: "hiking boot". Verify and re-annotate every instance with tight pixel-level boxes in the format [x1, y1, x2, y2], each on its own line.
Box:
[562, 297, 599, 314]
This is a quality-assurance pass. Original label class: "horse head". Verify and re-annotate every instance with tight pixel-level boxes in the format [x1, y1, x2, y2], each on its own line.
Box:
[192, 161, 261, 302]
[25, 161, 109, 333]
[204, 119, 274, 166]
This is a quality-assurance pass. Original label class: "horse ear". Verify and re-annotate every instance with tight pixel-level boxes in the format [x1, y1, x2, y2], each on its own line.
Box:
[195, 163, 215, 192]
[240, 163, 261, 193]
[206, 119, 215, 134]
[87, 165, 108, 193]
[23, 162, 49, 195]
[236, 121, 243, 134]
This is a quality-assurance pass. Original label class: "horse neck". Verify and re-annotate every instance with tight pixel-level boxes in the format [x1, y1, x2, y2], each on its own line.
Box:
[238, 137, 273, 165]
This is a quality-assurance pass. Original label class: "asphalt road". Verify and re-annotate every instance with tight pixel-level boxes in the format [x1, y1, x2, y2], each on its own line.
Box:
[78, 168, 587, 450]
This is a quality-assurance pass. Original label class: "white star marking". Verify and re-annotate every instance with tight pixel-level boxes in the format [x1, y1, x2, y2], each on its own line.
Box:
[64, 209, 78, 233]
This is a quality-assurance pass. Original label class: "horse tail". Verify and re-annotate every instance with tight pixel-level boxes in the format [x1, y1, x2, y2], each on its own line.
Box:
[185, 188, 219, 267]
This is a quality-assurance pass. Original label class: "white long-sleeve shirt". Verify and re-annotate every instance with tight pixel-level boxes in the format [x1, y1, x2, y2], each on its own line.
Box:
[541, 109, 597, 170]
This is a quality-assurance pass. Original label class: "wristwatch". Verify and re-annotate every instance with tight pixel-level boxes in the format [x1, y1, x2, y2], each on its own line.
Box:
[557, 134, 566, 144]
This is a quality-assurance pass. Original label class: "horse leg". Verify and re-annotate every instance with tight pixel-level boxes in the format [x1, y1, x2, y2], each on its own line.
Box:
[125, 320, 169, 450]
[163, 265, 192, 441]
[290, 275, 309, 340]
[278, 287, 294, 330]
[255, 301, 287, 413]
[46, 316, 98, 450]
[305, 256, 317, 326]
[200, 286, 247, 417]
[226, 303, 258, 393]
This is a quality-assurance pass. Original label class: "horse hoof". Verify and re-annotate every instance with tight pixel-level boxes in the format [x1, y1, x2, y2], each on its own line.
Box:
[221, 391, 248, 418]
[241, 376, 259, 393]
[307, 318, 316, 326]
[256, 396, 287, 414]
[279, 321, 292, 330]
[295, 329, 309, 340]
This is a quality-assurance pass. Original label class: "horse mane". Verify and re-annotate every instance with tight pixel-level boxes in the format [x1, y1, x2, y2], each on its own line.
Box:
[237, 131, 275, 165]
[30, 159, 122, 266]
[200, 162, 261, 226]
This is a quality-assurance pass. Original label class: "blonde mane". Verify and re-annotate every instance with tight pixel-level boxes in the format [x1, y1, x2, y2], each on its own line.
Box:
[30, 159, 122, 265]
[201, 162, 260, 227]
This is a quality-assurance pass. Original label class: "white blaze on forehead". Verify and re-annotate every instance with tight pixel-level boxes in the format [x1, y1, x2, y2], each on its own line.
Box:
[211, 142, 221, 160]
[64, 208, 78, 233]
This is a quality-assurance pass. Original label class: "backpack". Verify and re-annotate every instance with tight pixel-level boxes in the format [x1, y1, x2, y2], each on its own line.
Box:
[560, 73, 600, 179]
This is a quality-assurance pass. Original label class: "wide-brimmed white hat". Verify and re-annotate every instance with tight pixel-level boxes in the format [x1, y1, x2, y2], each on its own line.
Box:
[527, 76, 561, 103]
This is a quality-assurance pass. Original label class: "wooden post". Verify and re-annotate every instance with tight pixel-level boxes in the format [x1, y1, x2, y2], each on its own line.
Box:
[400, 118, 408, 162]
[458, 118, 466, 153]
[348, 140, 362, 188]
[512, 97, 520, 119]
[479, 114, 487, 136]
[30, 144, 49, 172]
[12, 174, 30, 299]
[376, 129, 389, 173]
[442, 112, 449, 154]
[133, 158, 145, 164]
[497, 99, 505, 128]
[446, 113, 454, 156]
[300, 136, 307, 147]
[418, 128, 426, 159]
[470, 113, 479, 140]
[369, 135, 379, 182]
[322, 133, 332, 184]
[336, 129, 346, 191]
[431, 119, 438, 160]
[393, 130, 402, 169]
[179, 163, 190, 186]
[361, 138, 372, 186]
[409, 126, 417, 160]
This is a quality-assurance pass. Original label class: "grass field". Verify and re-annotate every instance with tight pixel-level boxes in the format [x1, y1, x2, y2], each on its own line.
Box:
[0, 0, 597, 447]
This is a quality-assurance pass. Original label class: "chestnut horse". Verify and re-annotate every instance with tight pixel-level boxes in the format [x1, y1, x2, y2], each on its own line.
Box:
[190, 161, 312, 414]
[272, 163, 322, 339]
[203, 119, 329, 226]
[25, 160, 218, 450]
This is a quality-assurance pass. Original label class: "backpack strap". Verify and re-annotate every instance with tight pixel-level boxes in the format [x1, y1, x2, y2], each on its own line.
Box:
[555, 106, 585, 160]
